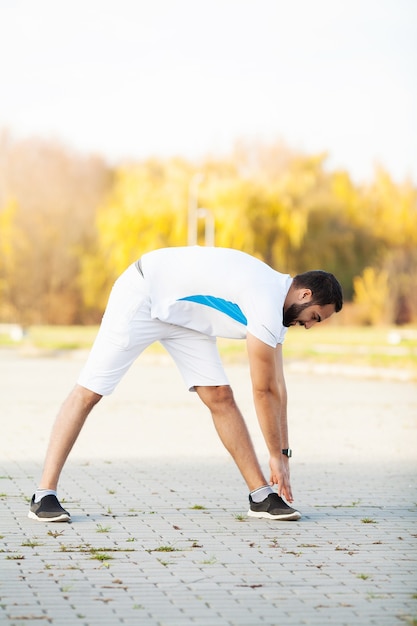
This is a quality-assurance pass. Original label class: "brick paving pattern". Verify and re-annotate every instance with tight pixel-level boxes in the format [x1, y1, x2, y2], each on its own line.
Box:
[0, 350, 416, 625]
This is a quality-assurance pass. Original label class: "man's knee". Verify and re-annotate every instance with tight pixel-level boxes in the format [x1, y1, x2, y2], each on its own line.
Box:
[196, 385, 236, 411]
[72, 384, 103, 410]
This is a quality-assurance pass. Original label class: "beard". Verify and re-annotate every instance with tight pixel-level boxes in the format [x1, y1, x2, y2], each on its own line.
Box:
[282, 302, 312, 327]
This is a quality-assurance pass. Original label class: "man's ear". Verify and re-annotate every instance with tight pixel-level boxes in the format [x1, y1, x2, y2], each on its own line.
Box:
[297, 288, 312, 302]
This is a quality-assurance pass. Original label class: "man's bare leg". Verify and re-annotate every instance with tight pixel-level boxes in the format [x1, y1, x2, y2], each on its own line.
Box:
[195, 385, 267, 492]
[196, 384, 301, 520]
[38, 385, 102, 491]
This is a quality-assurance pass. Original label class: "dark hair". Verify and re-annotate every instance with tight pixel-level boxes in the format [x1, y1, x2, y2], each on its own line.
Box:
[292, 270, 343, 312]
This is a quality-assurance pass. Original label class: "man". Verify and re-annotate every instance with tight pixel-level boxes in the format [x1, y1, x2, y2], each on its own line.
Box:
[28, 246, 343, 523]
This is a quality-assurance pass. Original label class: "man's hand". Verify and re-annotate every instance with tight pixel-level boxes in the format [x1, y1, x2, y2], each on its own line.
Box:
[269, 455, 293, 503]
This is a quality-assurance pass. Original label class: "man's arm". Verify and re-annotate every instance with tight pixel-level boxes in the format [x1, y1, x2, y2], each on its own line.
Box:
[246, 332, 293, 502]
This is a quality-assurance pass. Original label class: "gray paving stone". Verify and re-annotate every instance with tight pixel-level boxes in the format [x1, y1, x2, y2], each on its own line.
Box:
[1, 352, 416, 625]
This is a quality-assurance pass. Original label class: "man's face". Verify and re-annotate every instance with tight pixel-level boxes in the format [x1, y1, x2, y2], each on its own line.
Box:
[283, 301, 336, 329]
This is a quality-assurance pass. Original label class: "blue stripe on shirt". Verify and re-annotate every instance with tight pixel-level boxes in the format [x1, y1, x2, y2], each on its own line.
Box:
[178, 295, 247, 325]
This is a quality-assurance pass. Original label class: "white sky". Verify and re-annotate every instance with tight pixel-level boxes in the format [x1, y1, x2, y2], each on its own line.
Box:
[0, 0, 416, 182]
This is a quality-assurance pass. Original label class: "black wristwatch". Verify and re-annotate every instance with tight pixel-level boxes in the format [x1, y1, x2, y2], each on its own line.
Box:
[282, 448, 292, 458]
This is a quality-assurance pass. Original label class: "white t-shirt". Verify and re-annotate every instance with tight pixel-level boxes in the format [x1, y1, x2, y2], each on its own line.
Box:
[140, 246, 292, 347]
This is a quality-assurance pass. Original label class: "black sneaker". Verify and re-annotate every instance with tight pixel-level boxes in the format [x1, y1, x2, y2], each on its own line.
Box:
[248, 493, 301, 521]
[28, 494, 71, 522]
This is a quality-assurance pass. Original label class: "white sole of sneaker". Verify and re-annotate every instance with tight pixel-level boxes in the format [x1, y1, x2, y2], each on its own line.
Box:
[28, 511, 71, 522]
[247, 509, 301, 521]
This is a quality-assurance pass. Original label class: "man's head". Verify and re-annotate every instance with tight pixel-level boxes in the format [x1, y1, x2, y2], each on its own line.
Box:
[283, 270, 343, 329]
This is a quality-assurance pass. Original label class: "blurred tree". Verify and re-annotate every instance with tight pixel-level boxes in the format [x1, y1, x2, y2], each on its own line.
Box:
[295, 204, 374, 300]
[201, 143, 318, 270]
[359, 169, 417, 323]
[363, 168, 417, 247]
[79, 158, 191, 313]
[382, 247, 417, 325]
[1, 132, 416, 325]
[0, 132, 110, 324]
[353, 266, 391, 325]
[0, 199, 28, 321]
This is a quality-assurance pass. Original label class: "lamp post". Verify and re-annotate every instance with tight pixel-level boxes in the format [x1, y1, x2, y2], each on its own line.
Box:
[197, 208, 215, 247]
[188, 174, 215, 247]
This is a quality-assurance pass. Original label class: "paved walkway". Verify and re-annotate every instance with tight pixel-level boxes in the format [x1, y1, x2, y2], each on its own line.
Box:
[0, 349, 416, 626]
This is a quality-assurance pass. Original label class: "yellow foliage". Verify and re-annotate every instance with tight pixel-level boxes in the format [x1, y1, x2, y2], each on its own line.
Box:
[0, 200, 17, 262]
[79, 159, 191, 311]
[0, 201, 17, 313]
[2, 135, 414, 324]
[353, 267, 391, 325]
[205, 177, 254, 252]
[363, 168, 417, 247]
[0, 200, 30, 319]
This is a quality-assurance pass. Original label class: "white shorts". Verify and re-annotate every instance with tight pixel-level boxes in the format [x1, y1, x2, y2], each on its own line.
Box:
[77, 263, 230, 395]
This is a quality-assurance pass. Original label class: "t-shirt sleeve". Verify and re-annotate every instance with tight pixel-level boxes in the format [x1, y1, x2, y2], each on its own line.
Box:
[242, 283, 288, 348]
